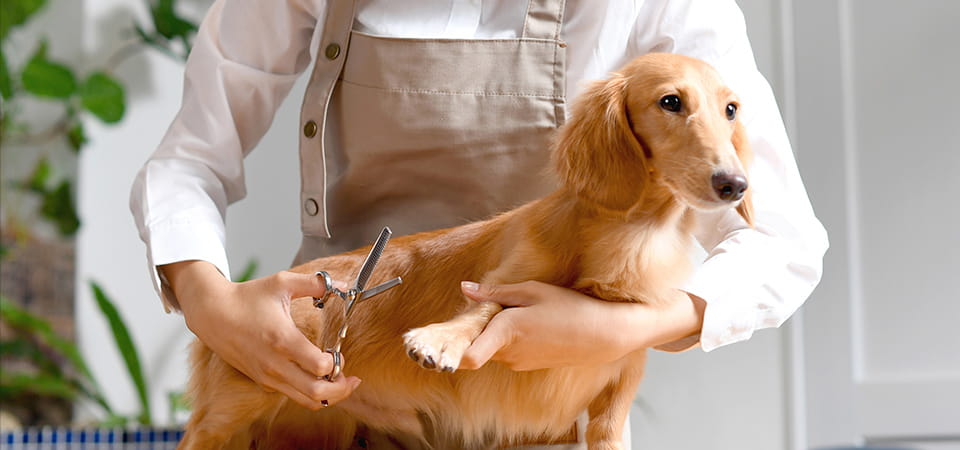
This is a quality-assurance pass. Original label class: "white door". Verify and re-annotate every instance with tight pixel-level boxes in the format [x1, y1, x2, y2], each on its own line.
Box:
[794, 1, 960, 448]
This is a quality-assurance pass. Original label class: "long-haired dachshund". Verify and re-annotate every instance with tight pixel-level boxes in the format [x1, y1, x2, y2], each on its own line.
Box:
[179, 53, 755, 450]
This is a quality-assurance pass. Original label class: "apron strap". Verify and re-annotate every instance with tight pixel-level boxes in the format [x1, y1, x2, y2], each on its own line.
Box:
[522, 0, 566, 41]
[308, 0, 358, 238]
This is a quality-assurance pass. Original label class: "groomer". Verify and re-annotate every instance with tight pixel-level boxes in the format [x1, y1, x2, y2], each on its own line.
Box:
[131, 0, 828, 447]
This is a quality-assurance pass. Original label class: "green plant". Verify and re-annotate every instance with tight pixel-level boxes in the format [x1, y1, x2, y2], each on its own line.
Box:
[1, 0, 198, 237]
[1, 0, 203, 427]
[1, 261, 257, 427]
[0, 295, 121, 424]
[235, 259, 258, 283]
[0, 285, 150, 426]
[89, 281, 151, 425]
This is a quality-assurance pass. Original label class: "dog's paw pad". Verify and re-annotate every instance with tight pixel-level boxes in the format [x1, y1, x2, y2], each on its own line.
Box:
[403, 325, 471, 373]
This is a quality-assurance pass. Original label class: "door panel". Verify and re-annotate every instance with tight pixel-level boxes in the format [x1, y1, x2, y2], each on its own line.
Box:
[795, 1, 960, 447]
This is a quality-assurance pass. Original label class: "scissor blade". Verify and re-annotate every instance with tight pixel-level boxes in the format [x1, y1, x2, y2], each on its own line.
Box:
[355, 227, 392, 291]
[358, 277, 402, 302]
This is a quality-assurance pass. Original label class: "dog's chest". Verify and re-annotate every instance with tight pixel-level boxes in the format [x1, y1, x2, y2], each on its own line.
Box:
[581, 221, 691, 298]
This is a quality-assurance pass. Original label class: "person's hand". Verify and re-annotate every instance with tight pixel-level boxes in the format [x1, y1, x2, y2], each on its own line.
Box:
[458, 281, 705, 371]
[162, 261, 361, 410]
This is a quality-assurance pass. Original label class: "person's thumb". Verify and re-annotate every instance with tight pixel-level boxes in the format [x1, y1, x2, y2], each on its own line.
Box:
[281, 271, 348, 299]
[460, 281, 531, 307]
[459, 314, 515, 370]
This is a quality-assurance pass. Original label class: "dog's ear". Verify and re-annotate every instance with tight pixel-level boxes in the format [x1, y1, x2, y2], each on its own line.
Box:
[552, 74, 649, 209]
[731, 120, 755, 227]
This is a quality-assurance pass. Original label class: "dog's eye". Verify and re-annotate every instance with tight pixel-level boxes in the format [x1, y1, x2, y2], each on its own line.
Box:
[726, 103, 738, 120]
[659, 95, 682, 113]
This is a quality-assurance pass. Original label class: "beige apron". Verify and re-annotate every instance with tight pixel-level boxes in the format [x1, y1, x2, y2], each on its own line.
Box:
[292, 1, 624, 448]
[295, 0, 566, 260]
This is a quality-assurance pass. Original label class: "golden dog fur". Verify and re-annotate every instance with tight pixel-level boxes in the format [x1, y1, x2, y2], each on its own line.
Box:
[179, 53, 755, 450]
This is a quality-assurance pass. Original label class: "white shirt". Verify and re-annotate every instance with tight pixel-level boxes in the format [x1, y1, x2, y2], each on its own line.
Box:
[130, 0, 829, 352]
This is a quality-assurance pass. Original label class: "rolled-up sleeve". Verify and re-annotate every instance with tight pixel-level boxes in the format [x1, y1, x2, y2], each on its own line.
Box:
[129, 0, 321, 311]
[632, 0, 829, 351]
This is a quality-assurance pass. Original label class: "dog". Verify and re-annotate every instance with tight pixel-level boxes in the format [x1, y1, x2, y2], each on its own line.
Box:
[179, 52, 754, 450]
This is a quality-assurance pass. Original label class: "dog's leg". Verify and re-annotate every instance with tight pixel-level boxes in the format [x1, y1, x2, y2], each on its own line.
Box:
[403, 301, 503, 372]
[584, 350, 647, 450]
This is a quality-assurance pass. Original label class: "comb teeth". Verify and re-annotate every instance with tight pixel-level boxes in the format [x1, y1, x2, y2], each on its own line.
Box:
[355, 227, 392, 291]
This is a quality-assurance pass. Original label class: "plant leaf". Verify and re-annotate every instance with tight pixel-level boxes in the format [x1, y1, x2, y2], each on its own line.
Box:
[80, 72, 125, 124]
[0, 47, 12, 99]
[0, 0, 48, 41]
[235, 259, 258, 283]
[67, 122, 87, 151]
[0, 337, 45, 361]
[39, 180, 80, 236]
[150, 0, 197, 41]
[21, 42, 76, 99]
[0, 371, 77, 400]
[90, 282, 152, 425]
[99, 414, 130, 428]
[168, 390, 191, 414]
[26, 157, 50, 193]
[0, 297, 97, 387]
[0, 296, 113, 413]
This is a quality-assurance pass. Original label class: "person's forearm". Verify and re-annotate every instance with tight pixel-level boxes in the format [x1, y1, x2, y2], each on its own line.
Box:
[620, 292, 706, 352]
[460, 282, 711, 369]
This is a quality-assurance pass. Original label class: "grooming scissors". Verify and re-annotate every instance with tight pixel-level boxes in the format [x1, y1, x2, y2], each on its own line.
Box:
[313, 227, 402, 381]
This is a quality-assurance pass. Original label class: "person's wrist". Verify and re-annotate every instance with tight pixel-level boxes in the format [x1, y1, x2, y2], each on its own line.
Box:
[619, 292, 706, 351]
[649, 292, 706, 349]
[160, 260, 231, 316]
[603, 301, 653, 356]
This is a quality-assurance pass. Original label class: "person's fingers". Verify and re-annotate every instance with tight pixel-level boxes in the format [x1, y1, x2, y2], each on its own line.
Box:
[277, 271, 348, 299]
[460, 281, 537, 307]
[460, 312, 517, 370]
[284, 331, 336, 378]
[322, 375, 362, 406]
[264, 359, 362, 410]
[267, 376, 328, 410]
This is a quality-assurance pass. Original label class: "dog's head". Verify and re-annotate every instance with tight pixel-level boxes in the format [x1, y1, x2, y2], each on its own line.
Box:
[552, 53, 754, 225]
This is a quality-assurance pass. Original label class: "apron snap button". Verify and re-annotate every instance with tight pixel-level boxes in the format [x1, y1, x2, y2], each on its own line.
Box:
[304, 198, 320, 216]
[325, 43, 341, 60]
[303, 120, 318, 138]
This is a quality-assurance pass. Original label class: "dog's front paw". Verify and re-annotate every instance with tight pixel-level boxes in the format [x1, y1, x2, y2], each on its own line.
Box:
[403, 324, 472, 373]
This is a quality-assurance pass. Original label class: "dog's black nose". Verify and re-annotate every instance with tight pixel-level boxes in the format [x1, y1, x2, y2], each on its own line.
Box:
[712, 172, 748, 202]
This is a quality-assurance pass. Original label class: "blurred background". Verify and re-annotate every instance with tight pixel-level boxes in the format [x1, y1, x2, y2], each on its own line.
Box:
[0, 0, 957, 449]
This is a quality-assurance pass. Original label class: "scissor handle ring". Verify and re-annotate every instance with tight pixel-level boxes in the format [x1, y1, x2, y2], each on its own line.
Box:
[322, 349, 342, 381]
[313, 271, 336, 309]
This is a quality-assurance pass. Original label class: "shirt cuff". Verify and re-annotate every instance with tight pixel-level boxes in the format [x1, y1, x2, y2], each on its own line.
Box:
[144, 220, 231, 312]
[681, 229, 790, 352]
